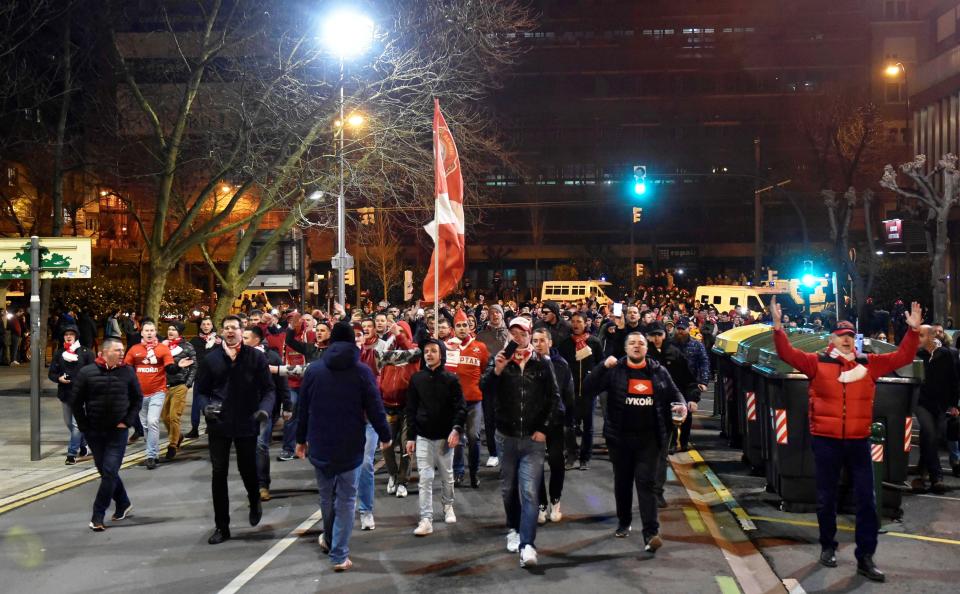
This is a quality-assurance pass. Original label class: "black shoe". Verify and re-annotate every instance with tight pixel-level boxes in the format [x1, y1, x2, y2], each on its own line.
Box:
[88, 520, 106, 532]
[78, 445, 88, 458]
[819, 548, 837, 568]
[856, 555, 886, 582]
[656, 494, 668, 509]
[579, 462, 589, 471]
[249, 498, 262, 526]
[145, 457, 157, 470]
[470, 475, 480, 489]
[953, 463, 960, 478]
[930, 481, 948, 495]
[165, 446, 177, 461]
[112, 503, 133, 521]
[65, 455, 76, 466]
[208, 528, 231, 545]
[615, 525, 631, 538]
[454, 474, 464, 488]
[644, 533, 663, 553]
[185, 429, 199, 439]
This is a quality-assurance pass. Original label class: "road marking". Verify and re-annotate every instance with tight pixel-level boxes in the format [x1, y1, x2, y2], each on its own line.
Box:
[217, 508, 324, 594]
[748, 515, 960, 546]
[0, 436, 198, 516]
[687, 450, 756, 531]
[918, 493, 960, 502]
[683, 507, 707, 533]
[715, 576, 742, 594]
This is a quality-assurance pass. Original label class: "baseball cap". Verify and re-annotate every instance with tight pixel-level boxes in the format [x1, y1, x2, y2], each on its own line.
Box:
[676, 317, 691, 329]
[645, 321, 666, 335]
[833, 321, 856, 337]
[508, 317, 531, 333]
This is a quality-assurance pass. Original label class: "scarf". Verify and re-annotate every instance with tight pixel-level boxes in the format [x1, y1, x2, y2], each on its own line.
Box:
[573, 332, 589, 352]
[62, 340, 81, 363]
[512, 344, 534, 365]
[825, 345, 867, 383]
[141, 337, 159, 365]
[223, 339, 241, 361]
[164, 337, 183, 357]
[95, 356, 119, 370]
[199, 330, 221, 348]
[253, 343, 265, 352]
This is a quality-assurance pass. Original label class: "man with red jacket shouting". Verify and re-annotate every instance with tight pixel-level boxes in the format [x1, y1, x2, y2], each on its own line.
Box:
[770, 298, 921, 583]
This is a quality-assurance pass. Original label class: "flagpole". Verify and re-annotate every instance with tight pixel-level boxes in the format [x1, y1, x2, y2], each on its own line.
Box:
[434, 234, 439, 335]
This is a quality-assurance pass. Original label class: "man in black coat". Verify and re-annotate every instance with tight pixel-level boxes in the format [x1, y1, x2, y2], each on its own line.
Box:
[915, 325, 960, 493]
[583, 331, 687, 553]
[557, 312, 604, 469]
[533, 329, 575, 523]
[194, 315, 276, 545]
[70, 337, 143, 531]
[49, 324, 96, 464]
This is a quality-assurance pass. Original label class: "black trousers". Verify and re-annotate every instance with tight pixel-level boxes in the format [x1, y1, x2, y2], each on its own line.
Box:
[916, 405, 945, 482]
[609, 438, 662, 538]
[538, 425, 566, 506]
[209, 433, 259, 530]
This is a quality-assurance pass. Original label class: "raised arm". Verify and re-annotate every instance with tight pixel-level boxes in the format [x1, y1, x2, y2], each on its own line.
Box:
[770, 297, 818, 377]
[868, 301, 922, 378]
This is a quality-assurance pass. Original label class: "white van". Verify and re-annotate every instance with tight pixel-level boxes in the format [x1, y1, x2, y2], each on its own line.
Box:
[694, 285, 802, 319]
[541, 280, 613, 305]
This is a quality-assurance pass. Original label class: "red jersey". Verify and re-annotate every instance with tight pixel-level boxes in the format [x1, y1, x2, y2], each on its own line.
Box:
[446, 336, 489, 402]
[123, 342, 174, 397]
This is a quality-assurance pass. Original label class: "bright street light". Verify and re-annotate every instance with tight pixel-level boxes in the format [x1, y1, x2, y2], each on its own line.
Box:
[884, 63, 904, 78]
[322, 9, 374, 58]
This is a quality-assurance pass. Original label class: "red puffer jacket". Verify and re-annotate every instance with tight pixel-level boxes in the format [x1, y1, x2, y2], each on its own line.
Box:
[378, 323, 420, 409]
[773, 328, 918, 439]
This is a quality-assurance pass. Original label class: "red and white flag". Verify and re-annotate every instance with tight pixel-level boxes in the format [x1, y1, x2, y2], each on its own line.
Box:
[423, 99, 465, 303]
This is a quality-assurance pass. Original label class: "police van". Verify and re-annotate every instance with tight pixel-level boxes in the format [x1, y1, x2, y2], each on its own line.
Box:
[541, 280, 613, 305]
[694, 285, 802, 319]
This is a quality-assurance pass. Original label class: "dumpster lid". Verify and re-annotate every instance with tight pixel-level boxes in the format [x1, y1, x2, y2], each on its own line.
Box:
[714, 324, 771, 354]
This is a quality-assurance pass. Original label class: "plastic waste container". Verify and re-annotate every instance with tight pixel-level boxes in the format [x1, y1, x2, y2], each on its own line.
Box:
[712, 325, 771, 447]
[752, 334, 921, 516]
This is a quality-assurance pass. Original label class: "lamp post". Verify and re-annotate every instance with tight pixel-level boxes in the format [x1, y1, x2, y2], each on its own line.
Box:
[884, 62, 910, 149]
[323, 9, 373, 309]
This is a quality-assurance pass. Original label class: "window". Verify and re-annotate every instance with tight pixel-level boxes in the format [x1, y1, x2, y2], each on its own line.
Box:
[85, 216, 99, 232]
[748, 296, 763, 312]
[712, 296, 722, 305]
[6, 167, 16, 187]
[730, 297, 739, 306]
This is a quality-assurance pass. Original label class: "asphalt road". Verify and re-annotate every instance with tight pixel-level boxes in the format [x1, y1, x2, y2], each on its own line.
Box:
[0, 417, 746, 594]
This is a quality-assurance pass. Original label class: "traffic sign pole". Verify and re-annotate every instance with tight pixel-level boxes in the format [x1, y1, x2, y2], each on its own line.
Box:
[30, 237, 41, 461]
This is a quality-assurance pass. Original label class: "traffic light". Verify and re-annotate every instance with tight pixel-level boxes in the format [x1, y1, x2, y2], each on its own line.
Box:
[358, 207, 375, 225]
[633, 165, 647, 196]
[632, 207, 643, 223]
[344, 268, 355, 286]
[635, 263, 645, 277]
[306, 281, 319, 295]
[800, 260, 817, 288]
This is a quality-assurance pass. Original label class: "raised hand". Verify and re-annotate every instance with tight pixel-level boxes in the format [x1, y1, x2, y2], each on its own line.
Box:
[905, 301, 923, 329]
[770, 297, 782, 330]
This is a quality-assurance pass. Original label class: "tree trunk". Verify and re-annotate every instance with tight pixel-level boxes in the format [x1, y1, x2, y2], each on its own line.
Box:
[211, 283, 238, 324]
[143, 258, 173, 320]
[932, 212, 950, 322]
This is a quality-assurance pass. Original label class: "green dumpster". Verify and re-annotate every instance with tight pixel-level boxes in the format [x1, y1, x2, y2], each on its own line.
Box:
[730, 327, 775, 472]
[712, 325, 770, 447]
[752, 333, 921, 516]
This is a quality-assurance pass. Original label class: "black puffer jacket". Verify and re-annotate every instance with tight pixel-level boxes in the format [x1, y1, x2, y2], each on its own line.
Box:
[583, 356, 683, 449]
[405, 339, 466, 440]
[69, 360, 143, 433]
[49, 345, 95, 402]
[480, 348, 560, 438]
[164, 340, 197, 388]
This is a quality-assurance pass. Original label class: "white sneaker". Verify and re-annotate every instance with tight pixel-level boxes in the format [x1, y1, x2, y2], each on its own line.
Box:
[549, 501, 562, 522]
[537, 506, 547, 525]
[444, 505, 457, 524]
[413, 518, 433, 536]
[519, 544, 538, 568]
[318, 535, 330, 553]
[387, 476, 396, 495]
[506, 529, 520, 553]
[360, 512, 375, 531]
[486, 456, 499, 467]
[396, 484, 408, 498]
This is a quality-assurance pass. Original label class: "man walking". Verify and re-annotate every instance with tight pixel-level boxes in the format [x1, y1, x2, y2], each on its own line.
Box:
[770, 298, 921, 582]
[913, 324, 959, 494]
[477, 303, 509, 468]
[123, 319, 177, 468]
[583, 332, 687, 551]
[49, 324, 95, 465]
[405, 338, 466, 536]
[671, 317, 709, 451]
[161, 322, 196, 460]
[448, 310, 489, 488]
[70, 337, 142, 531]
[557, 312, 603, 470]
[296, 321, 392, 572]
[532, 328, 575, 524]
[186, 316, 221, 439]
[194, 315, 276, 545]
[480, 316, 560, 568]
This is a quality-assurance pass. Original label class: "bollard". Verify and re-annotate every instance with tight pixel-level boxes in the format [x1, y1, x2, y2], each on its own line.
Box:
[870, 422, 886, 528]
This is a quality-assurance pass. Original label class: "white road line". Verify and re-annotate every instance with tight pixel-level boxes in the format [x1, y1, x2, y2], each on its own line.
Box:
[918, 493, 960, 502]
[217, 508, 324, 594]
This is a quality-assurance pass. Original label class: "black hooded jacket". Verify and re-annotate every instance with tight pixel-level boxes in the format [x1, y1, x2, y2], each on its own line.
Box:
[480, 344, 561, 438]
[533, 300, 572, 345]
[70, 359, 143, 433]
[646, 341, 700, 402]
[405, 338, 467, 440]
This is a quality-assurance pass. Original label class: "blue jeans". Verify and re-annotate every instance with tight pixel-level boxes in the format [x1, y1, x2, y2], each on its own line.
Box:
[190, 390, 207, 432]
[496, 431, 546, 550]
[61, 401, 86, 456]
[454, 401, 483, 477]
[356, 423, 378, 514]
[811, 436, 878, 559]
[949, 439, 960, 466]
[86, 428, 130, 522]
[139, 391, 166, 459]
[280, 389, 299, 455]
[315, 464, 361, 564]
[256, 417, 276, 489]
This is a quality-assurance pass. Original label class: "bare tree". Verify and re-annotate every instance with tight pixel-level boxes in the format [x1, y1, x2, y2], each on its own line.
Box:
[879, 154, 960, 321]
[358, 205, 406, 303]
[102, 0, 533, 319]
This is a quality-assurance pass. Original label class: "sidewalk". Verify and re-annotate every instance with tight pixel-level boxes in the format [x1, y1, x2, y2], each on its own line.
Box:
[0, 365, 197, 501]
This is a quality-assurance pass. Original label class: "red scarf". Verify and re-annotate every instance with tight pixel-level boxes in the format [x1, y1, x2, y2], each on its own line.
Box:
[164, 337, 183, 356]
[512, 344, 534, 365]
[142, 336, 159, 349]
[223, 339, 241, 361]
[95, 356, 120, 370]
[825, 345, 867, 383]
[62, 340, 81, 363]
[573, 332, 589, 352]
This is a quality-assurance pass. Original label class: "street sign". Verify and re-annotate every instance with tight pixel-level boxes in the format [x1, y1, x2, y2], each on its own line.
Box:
[330, 253, 354, 270]
[0, 237, 92, 279]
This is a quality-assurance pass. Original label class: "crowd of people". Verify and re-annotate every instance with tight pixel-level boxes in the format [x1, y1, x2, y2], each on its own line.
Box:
[48, 285, 956, 581]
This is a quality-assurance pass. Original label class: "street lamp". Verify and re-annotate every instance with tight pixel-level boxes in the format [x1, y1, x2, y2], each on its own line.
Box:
[884, 62, 910, 148]
[322, 8, 374, 309]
